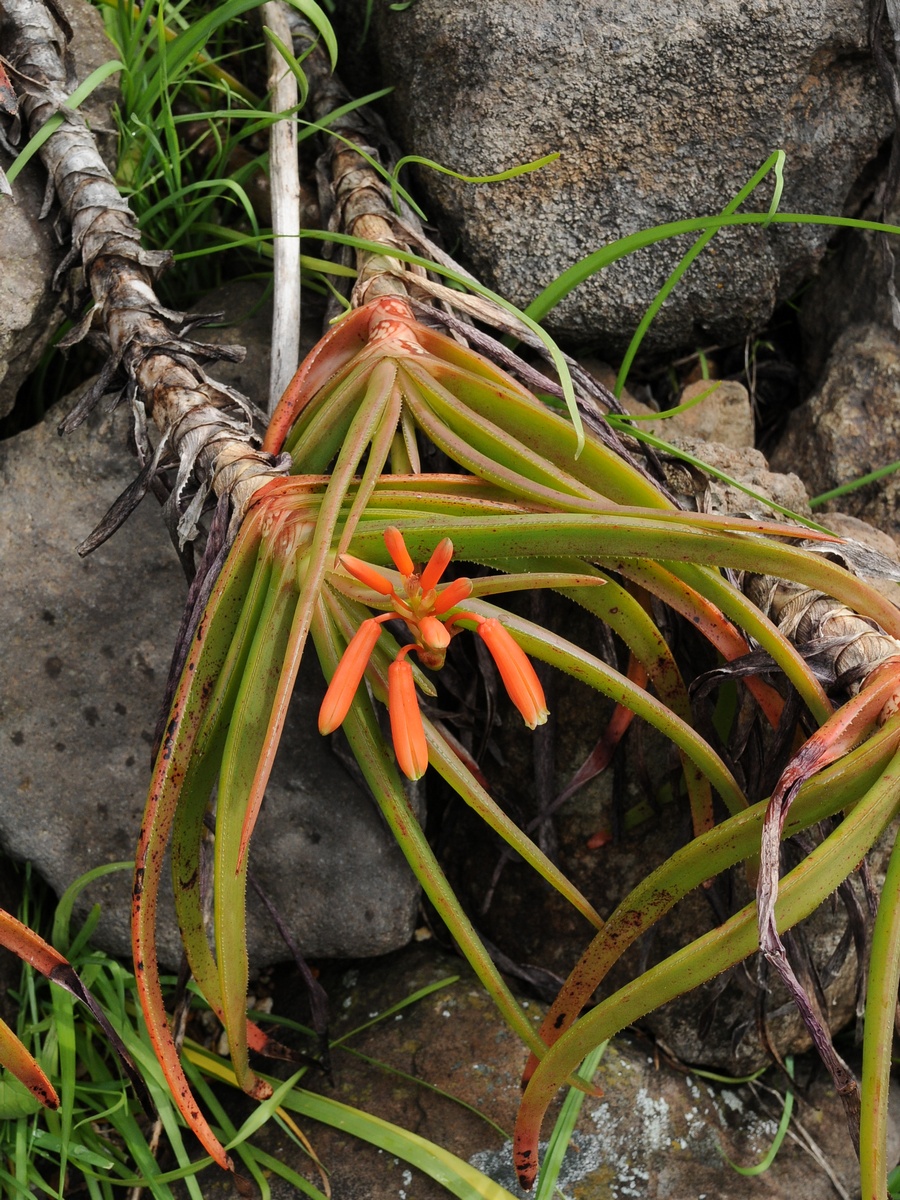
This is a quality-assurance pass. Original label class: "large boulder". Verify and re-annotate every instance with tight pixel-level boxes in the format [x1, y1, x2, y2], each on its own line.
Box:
[355, 0, 890, 357]
[0, 285, 420, 967]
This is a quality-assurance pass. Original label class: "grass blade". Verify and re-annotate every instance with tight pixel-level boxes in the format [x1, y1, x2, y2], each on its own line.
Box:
[183, 1043, 520, 1200]
[534, 1042, 607, 1200]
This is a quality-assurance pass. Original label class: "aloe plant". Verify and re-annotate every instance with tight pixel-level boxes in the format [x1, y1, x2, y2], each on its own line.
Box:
[123, 274, 900, 1192]
[9, 1, 900, 1193]
[113, 24, 900, 1194]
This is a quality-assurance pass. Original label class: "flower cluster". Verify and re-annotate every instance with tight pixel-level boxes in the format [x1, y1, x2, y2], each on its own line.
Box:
[319, 528, 549, 779]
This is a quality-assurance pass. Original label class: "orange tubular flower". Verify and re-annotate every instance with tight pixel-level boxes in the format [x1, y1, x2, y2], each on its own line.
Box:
[338, 554, 396, 596]
[319, 529, 549, 778]
[388, 657, 429, 780]
[434, 576, 473, 614]
[419, 537, 454, 593]
[418, 615, 451, 652]
[384, 526, 415, 576]
[477, 618, 549, 730]
[319, 617, 386, 734]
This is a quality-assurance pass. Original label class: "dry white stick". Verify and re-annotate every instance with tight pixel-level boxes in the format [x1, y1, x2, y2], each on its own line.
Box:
[262, 1, 301, 414]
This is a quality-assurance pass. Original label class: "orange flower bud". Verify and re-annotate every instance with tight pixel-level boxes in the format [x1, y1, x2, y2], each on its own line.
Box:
[318, 618, 384, 734]
[434, 576, 474, 614]
[419, 537, 454, 593]
[477, 618, 549, 730]
[418, 615, 451, 652]
[384, 527, 415, 576]
[339, 553, 395, 595]
[388, 659, 429, 780]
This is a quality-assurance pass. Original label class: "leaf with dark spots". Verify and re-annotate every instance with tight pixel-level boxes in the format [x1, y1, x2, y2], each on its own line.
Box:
[0, 1014, 58, 1108]
[0, 910, 152, 1114]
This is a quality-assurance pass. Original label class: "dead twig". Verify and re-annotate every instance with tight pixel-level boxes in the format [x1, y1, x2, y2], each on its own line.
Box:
[262, 0, 301, 413]
[1, 0, 291, 554]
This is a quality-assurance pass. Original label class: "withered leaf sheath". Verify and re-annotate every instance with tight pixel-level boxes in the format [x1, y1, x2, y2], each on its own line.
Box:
[2, 0, 290, 553]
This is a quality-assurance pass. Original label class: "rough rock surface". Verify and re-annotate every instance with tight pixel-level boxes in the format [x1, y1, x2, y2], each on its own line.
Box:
[771, 323, 900, 542]
[0, 286, 419, 967]
[658, 436, 812, 519]
[816, 510, 900, 603]
[797, 180, 900, 384]
[0, 0, 119, 418]
[661, 379, 756, 450]
[187, 945, 874, 1199]
[355, 0, 889, 357]
[618, 378, 756, 450]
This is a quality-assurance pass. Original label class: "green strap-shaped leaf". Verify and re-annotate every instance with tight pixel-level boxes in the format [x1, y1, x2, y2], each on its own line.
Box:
[216, 549, 302, 1096]
[402, 363, 601, 509]
[411, 338, 672, 510]
[521, 715, 900, 1088]
[347, 514, 900, 641]
[336, 377, 403, 558]
[514, 736, 900, 1189]
[615, 559, 792, 728]
[662, 560, 832, 724]
[455, 600, 747, 817]
[861, 808, 900, 1198]
[132, 515, 267, 1172]
[284, 359, 376, 469]
[233, 359, 401, 868]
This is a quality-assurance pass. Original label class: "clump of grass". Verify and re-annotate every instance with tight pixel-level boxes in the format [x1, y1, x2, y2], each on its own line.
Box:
[1, 861, 534, 1199]
[88, 0, 340, 305]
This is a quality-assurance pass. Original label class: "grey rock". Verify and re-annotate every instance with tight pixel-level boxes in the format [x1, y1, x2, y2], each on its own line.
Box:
[0, 0, 120, 418]
[816, 510, 900, 604]
[821, 511, 900, 562]
[0, 303, 419, 966]
[771, 323, 900, 542]
[185, 944, 871, 1199]
[0, 163, 64, 422]
[797, 180, 900, 384]
[658, 435, 812, 518]
[657, 379, 756, 450]
[357, 0, 889, 357]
